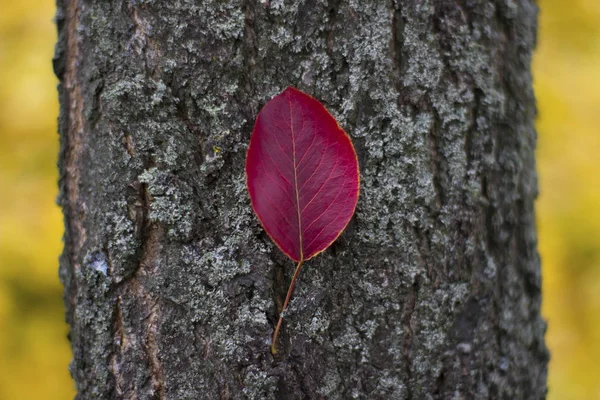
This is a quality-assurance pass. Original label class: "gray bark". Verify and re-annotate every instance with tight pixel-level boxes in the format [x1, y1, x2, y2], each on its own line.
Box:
[54, 0, 548, 398]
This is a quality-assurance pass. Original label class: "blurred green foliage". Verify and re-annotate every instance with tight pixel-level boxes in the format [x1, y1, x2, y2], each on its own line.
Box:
[0, 0, 597, 398]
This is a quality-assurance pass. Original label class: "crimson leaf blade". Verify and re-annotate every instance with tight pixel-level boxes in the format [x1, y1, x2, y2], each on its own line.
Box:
[246, 87, 360, 262]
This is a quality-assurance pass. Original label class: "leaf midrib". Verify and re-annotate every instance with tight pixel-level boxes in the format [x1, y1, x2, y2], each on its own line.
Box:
[289, 99, 304, 262]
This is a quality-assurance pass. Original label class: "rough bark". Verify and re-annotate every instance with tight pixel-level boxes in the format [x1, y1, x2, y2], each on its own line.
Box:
[54, 0, 548, 398]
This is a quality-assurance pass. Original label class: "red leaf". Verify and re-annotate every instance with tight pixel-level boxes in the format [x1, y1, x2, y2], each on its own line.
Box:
[246, 87, 360, 262]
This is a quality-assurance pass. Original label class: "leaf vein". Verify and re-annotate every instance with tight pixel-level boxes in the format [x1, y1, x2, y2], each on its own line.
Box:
[295, 132, 318, 175]
[289, 99, 304, 260]
[266, 126, 294, 164]
[258, 161, 296, 206]
[255, 184, 297, 246]
[298, 142, 335, 193]
[300, 151, 340, 214]
[262, 147, 293, 187]
[302, 164, 351, 233]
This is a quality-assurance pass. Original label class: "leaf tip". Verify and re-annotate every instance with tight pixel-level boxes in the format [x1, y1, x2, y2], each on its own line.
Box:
[281, 85, 298, 96]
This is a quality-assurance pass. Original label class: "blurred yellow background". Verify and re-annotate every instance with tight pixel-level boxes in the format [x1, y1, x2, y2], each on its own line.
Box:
[0, 0, 75, 398]
[0, 0, 598, 398]
[535, 1, 600, 399]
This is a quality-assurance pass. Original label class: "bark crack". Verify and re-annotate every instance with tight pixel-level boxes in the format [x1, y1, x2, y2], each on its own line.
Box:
[391, 0, 406, 85]
[64, 0, 85, 270]
[146, 298, 165, 398]
[110, 296, 127, 397]
[128, 3, 160, 79]
[271, 261, 289, 359]
[129, 224, 165, 399]
[427, 105, 445, 210]
[326, 0, 342, 54]
[133, 184, 166, 398]
[112, 180, 166, 397]
[402, 280, 418, 399]
[58, 0, 86, 339]
[242, 0, 258, 94]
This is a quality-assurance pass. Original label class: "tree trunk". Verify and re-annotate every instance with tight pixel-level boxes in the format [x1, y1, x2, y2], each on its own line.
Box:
[54, 0, 548, 398]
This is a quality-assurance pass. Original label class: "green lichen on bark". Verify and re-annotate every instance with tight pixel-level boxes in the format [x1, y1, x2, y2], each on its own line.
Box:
[56, 0, 547, 398]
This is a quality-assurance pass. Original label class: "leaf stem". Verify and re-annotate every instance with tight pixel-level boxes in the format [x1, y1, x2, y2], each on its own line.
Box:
[271, 260, 304, 354]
